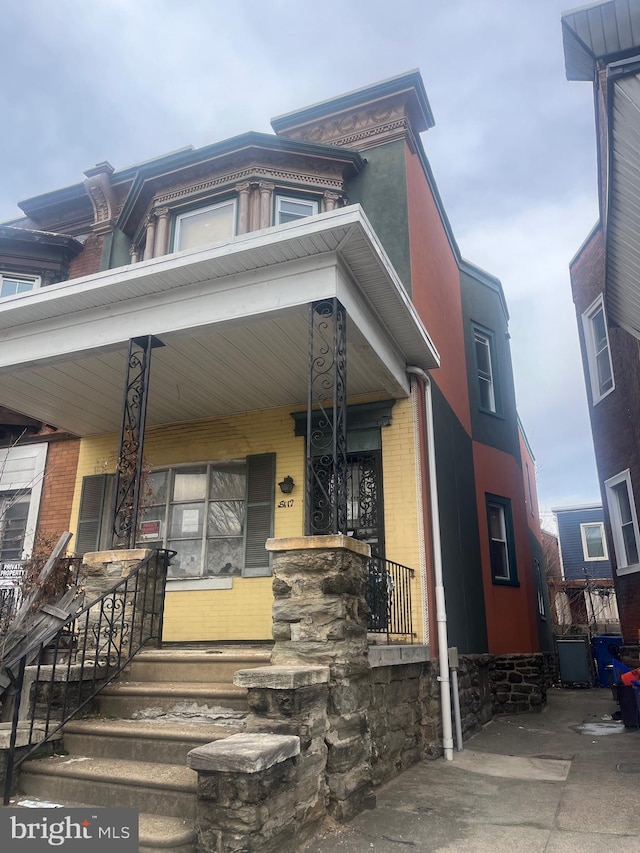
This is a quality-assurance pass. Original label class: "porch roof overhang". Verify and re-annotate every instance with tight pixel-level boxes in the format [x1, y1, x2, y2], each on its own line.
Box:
[0, 205, 439, 436]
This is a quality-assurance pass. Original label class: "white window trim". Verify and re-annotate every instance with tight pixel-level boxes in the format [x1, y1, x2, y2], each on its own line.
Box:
[0, 443, 48, 558]
[473, 328, 497, 413]
[579, 521, 608, 561]
[275, 195, 319, 225]
[172, 199, 237, 252]
[582, 294, 615, 405]
[0, 272, 40, 301]
[605, 469, 640, 575]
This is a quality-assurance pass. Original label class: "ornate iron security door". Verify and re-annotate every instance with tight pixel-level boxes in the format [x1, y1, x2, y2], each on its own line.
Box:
[346, 451, 384, 555]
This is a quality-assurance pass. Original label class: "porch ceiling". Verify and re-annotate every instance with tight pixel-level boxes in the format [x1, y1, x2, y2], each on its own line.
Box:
[0, 206, 439, 436]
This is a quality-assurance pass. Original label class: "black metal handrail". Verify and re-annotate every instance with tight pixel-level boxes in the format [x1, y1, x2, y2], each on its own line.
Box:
[2, 548, 172, 805]
[366, 553, 415, 643]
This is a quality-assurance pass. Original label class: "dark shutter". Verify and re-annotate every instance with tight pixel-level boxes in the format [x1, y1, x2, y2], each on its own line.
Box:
[75, 474, 112, 555]
[243, 453, 275, 577]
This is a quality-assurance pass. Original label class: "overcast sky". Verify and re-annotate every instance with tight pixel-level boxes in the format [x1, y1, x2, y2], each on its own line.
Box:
[0, 0, 601, 526]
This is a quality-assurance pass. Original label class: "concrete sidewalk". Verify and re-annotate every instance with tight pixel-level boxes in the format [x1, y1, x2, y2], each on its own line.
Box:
[304, 688, 640, 852]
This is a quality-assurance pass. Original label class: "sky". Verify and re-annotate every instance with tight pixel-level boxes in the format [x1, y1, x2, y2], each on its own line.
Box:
[0, 0, 602, 527]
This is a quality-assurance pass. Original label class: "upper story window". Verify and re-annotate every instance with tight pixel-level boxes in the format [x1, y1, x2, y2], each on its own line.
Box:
[605, 469, 640, 574]
[473, 326, 499, 414]
[486, 494, 518, 585]
[0, 273, 39, 298]
[275, 196, 318, 225]
[582, 295, 614, 404]
[172, 199, 237, 252]
[580, 522, 608, 561]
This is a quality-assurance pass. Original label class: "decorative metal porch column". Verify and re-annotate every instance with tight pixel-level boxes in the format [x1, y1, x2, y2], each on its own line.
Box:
[112, 335, 163, 549]
[306, 298, 348, 535]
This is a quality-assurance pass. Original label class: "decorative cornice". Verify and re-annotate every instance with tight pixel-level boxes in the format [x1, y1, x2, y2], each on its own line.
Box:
[155, 164, 344, 208]
[84, 167, 116, 234]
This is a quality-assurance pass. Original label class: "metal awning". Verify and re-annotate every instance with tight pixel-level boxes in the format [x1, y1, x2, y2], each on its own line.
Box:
[0, 205, 439, 436]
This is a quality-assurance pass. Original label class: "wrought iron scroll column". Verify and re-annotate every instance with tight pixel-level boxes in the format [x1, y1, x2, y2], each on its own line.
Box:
[306, 298, 348, 535]
[112, 336, 163, 549]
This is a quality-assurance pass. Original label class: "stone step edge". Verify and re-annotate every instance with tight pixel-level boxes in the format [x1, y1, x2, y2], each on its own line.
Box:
[134, 650, 271, 663]
[63, 719, 238, 742]
[100, 682, 247, 697]
[21, 756, 197, 793]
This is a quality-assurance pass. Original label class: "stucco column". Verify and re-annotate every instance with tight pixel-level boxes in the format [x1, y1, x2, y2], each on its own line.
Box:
[259, 181, 274, 229]
[154, 207, 170, 256]
[236, 182, 251, 234]
[144, 215, 156, 261]
[322, 191, 340, 212]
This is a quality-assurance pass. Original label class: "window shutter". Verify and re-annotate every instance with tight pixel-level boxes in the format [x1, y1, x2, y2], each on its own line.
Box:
[244, 453, 275, 576]
[76, 474, 111, 555]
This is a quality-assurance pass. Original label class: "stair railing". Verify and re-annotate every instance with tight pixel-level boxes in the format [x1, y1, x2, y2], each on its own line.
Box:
[2, 548, 173, 805]
[366, 553, 415, 643]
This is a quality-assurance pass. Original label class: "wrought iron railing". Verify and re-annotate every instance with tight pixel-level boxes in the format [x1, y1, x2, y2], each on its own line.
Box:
[366, 553, 415, 643]
[2, 548, 172, 805]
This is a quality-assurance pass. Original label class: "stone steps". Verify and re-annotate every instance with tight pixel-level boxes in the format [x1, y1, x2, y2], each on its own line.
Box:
[19, 755, 198, 818]
[62, 717, 242, 765]
[129, 647, 271, 683]
[11, 645, 271, 853]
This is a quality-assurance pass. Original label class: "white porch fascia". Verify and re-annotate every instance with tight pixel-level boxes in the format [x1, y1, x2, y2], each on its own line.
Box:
[0, 206, 439, 435]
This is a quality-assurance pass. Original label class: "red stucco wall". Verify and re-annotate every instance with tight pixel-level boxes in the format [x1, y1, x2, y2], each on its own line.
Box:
[473, 441, 539, 653]
[404, 147, 471, 437]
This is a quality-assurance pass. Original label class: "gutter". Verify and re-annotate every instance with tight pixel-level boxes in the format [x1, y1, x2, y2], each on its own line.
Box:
[406, 366, 454, 761]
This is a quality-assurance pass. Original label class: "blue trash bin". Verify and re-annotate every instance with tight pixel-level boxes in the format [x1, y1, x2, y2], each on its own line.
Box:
[592, 634, 623, 688]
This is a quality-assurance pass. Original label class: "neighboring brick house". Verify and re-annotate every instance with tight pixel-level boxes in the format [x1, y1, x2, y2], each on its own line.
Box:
[0, 71, 548, 656]
[563, 1, 640, 649]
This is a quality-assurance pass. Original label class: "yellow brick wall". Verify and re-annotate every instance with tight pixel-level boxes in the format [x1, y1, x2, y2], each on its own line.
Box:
[70, 399, 425, 643]
[381, 397, 425, 643]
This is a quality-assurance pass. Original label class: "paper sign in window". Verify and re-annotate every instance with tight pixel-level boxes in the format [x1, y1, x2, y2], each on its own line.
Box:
[182, 508, 200, 534]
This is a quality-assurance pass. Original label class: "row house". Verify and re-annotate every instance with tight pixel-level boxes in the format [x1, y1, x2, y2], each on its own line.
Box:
[0, 71, 548, 658]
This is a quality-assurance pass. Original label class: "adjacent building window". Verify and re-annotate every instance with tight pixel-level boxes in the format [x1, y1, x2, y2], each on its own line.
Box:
[580, 522, 607, 561]
[0, 443, 47, 562]
[473, 327, 499, 414]
[486, 494, 518, 584]
[605, 470, 640, 573]
[0, 492, 30, 561]
[534, 557, 546, 619]
[172, 199, 237, 252]
[275, 196, 318, 225]
[0, 273, 39, 298]
[582, 295, 614, 404]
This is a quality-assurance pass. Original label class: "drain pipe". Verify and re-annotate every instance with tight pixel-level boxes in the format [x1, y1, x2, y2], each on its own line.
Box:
[407, 366, 454, 761]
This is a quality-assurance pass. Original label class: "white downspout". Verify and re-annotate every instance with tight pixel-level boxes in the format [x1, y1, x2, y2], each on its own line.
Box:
[407, 366, 454, 761]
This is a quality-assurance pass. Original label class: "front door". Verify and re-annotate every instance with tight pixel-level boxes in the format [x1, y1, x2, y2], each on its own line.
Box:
[346, 451, 384, 557]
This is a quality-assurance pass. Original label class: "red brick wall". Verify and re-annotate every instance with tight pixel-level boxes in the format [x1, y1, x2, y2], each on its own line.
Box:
[67, 233, 104, 279]
[570, 227, 640, 643]
[36, 439, 81, 546]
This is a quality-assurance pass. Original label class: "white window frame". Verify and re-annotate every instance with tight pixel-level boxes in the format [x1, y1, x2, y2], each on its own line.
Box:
[473, 328, 497, 413]
[582, 295, 615, 404]
[275, 195, 318, 225]
[172, 199, 237, 252]
[0, 272, 40, 300]
[579, 521, 608, 561]
[0, 443, 47, 559]
[605, 469, 640, 575]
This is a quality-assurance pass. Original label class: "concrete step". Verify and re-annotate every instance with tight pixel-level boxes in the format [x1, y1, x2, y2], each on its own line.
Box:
[15, 798, 196, 853]
[95, 681, 249, 717]
[129, 647, 271, 683]
[19, 755, 198, 819]
[62, 717, 242, 765]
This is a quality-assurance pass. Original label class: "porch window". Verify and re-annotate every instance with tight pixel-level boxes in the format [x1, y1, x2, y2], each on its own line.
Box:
[172, 199, 237, 252]
[135, 454, 274, 579]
